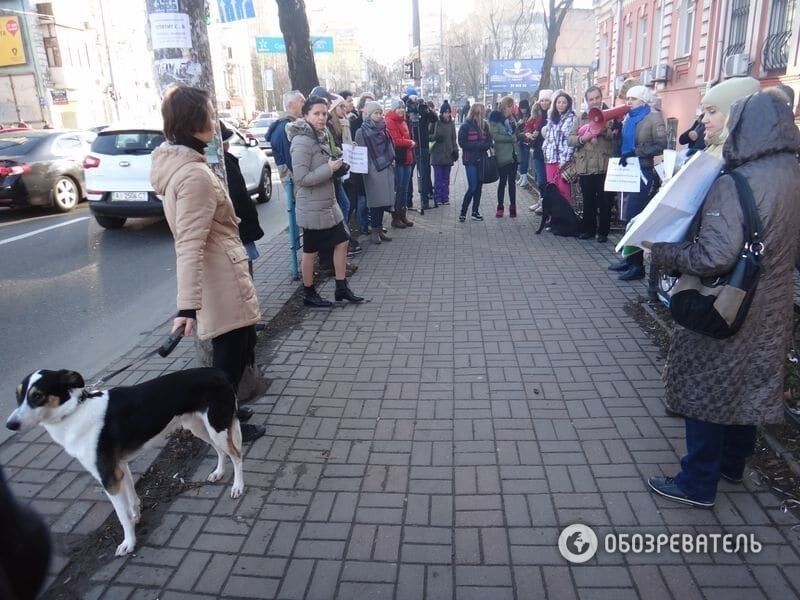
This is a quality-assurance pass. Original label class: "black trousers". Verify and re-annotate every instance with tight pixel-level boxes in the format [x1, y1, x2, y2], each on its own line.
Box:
[212, 325, 257, 389]
[579, 173, 612, 236]
[497, 162, 517, 208]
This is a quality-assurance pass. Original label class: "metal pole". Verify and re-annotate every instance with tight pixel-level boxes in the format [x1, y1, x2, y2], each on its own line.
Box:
[412, 0, 421, 91]
[98, 0, 120, 121]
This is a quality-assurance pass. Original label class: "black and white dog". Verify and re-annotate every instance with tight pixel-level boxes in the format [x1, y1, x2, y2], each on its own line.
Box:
[535, 182, 580, 237]
[6, 367, 245, 556]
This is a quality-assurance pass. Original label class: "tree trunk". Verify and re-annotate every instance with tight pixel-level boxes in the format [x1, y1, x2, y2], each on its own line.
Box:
[537, 0, 573, 94]
[275, 0, 319, 95]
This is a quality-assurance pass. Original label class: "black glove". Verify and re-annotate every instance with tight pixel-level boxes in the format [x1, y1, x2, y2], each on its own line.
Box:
[619, 151, 636, 167]
[333, 163, 350, 179]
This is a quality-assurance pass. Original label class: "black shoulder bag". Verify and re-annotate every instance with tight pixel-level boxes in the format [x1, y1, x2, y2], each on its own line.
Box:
[668, 170, 763, 338]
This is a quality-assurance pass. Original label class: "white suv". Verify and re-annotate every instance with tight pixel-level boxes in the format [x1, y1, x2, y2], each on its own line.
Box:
[84, 124, 272, 228]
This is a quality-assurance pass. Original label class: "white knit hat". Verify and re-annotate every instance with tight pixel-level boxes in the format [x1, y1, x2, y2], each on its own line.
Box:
[626, 85, 651, 103]
[538, 89, 554, 101]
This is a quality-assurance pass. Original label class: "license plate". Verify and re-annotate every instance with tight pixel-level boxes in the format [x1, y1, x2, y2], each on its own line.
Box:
[111, 191, 147, 201]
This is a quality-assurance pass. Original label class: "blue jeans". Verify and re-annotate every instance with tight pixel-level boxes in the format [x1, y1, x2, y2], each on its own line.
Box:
[395, 165, 412, 212]
[357, 195, 369, 233]
[673, 417, 757, 502]
[532, 157, 546, 193]
[460, 163, 482, 216]
[519, 144, 530, 176]
[370, 207, 384, 230]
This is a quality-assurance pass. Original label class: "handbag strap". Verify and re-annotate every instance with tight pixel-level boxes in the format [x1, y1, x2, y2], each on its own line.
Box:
[727, 170, 763, 248]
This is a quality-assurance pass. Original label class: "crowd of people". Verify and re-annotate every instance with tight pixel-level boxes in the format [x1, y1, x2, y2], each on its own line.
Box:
[143, 78, 800, 513]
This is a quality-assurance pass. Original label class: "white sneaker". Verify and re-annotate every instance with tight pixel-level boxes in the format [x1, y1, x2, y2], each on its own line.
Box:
[529, 202, 541, 212]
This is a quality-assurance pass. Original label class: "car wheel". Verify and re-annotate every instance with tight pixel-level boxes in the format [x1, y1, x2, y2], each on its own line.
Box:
[95, 215, 126, 229]
[256, 164, 272, 204]
[52, 176, 80, 212]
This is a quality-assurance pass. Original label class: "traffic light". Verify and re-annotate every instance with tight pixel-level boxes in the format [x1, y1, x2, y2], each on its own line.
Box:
[404, 62, 414, 78]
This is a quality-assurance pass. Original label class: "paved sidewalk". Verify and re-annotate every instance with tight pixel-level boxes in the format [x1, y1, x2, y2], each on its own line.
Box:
[5, 170, 800, 599]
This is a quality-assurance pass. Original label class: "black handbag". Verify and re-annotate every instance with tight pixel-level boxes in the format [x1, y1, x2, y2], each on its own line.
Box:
[668, 170, 763, 339]
[479, 149, 499, 184]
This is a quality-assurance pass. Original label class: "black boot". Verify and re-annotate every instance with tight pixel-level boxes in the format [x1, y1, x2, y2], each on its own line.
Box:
[334, 278, 364, 303]
[303, 285, 332, 308]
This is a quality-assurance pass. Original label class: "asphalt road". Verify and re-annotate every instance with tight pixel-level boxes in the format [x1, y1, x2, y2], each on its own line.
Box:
[0, 176, 287, 445]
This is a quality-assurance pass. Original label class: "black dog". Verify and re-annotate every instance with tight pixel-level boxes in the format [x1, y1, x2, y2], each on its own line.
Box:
[535, 182, 580, 237]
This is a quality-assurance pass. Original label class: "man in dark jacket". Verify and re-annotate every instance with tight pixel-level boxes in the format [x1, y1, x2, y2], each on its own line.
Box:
[403, 87, 438, 209]
[221, 123, 264, 277]
[266, 90, 304, 192]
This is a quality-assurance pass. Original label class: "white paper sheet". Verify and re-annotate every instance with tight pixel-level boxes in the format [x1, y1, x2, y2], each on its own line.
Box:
[342, 145, 368, 174]
[604, 157, 642, 193]
[615, 151, 724, 252]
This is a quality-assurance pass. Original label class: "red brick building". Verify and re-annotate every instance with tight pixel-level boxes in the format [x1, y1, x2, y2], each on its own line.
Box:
[593, 0, 799, 149]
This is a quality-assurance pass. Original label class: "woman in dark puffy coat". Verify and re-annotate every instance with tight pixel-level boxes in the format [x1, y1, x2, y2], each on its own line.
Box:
[457, 103, 492, 222]
[430, 101, 458, 206]
[644, 91, 800, 509]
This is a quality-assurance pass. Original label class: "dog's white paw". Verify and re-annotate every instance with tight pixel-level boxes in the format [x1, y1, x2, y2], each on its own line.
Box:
[207, 469, 224, 483]
[230, 483, 244, 499]
[115, 538, 135, 556]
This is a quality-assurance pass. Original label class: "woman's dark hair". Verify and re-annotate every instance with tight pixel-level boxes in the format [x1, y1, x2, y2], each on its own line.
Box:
[161, 86, 210, 143]
[488, 109, 504, 123]
[302, 96, 328, 115]
[550, 92, 573, 123]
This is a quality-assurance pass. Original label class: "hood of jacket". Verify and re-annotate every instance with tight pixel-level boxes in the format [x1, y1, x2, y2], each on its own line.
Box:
[150, 143, 206, 195]
[384, 110, 406, 128]
[285, 118, 318, 142]
[724, 91, 800, 168]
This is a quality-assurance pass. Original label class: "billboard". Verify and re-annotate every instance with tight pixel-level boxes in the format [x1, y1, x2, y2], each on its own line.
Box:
[255, 36, 334, 54]
[488, 59, 543, 93]
[0, 16, 26, 67]
[217, 0, 255, 23]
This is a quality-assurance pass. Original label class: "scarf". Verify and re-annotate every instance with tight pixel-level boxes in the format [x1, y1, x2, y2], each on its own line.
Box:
[174, 134, 207, 155]
[360, 118, 394, 171]
[621, 104, 650, 155]
[285, 118, 331, 157]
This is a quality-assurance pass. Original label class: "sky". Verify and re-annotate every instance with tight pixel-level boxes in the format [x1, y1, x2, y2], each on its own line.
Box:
[301, 0, 594, 67]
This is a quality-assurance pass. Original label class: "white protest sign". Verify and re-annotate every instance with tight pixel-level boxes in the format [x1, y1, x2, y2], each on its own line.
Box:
[150, 13, 192, 50]
[615, 151, 723, 252]
[662, 149, 677, 181]
[342, 145, 368, 174]
[604, 157, 642, 193]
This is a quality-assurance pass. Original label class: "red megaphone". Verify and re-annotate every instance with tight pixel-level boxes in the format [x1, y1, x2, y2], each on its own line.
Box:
[579, 105, 631, 138]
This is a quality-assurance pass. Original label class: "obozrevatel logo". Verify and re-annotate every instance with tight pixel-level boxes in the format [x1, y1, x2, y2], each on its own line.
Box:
[558, 524, 599, 563]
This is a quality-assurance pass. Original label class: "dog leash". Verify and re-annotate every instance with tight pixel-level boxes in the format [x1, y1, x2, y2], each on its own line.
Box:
[89, 331, 184, 388]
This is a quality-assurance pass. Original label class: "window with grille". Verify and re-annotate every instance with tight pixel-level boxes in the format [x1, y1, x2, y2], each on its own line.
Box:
[762, 0, 795, 71]
[725, 0, 750, 57]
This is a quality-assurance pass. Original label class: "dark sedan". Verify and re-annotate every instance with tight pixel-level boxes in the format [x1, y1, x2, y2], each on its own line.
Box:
[0, 129, 95, 212]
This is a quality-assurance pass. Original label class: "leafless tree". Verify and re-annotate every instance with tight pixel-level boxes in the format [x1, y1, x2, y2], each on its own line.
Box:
[275, 0, 319, 95]
[484, 0, 539, 60]
[538, 0, 574, 92]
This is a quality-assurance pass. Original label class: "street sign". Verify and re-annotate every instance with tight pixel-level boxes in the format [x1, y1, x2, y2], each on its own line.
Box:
[255, 36, 334, 54]
[0, 16, 26, 67]
[50, 89, 69, 105]
[217, 0, 255, 23]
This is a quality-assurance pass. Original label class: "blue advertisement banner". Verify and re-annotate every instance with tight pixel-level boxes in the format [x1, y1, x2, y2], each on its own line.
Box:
[255, 36, 334, 54]
[488, 59, 543, 92]
[217, 0, 255, 23]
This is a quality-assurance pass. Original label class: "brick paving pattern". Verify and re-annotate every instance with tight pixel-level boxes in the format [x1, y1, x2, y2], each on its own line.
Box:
[3, 170, 799, 599]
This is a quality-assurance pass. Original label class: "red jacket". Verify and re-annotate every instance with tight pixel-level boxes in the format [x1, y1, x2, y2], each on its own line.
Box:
[385, 110, 415, 165]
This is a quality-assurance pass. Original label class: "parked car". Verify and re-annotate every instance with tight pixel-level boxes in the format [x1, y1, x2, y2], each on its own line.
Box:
[245, 118, 275, 152]
[83, 124, 272, 228]
[0, 129, 95, 212]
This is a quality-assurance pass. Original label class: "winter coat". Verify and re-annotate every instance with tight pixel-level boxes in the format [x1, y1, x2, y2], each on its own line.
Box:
[542, 111, 576, 165]
[567, 112, 618, 176]
[650, 91, 800, 426]
[430, 118, 457, 166]
[628, 110, 667, 168]
[679, 119, 706, 156]
[489, 120, 519, 167]
[224, 151, 264, 244]
[266, 114, 293, 180]
[345, 113, 366, 197]
[405, 100, 437, 147]
[286, 119, 343, 230]
[385, 110, 415, 166]
[529, 109, 546, 160]
[354, 127, 395, 209]
[458, 119, 492, 165]
[150, 143, 260, 341]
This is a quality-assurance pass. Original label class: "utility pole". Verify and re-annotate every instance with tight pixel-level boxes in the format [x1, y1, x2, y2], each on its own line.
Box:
[144, 0, 224, 179]
[98, 0, 120, 122]
[412, 0, 421, 92]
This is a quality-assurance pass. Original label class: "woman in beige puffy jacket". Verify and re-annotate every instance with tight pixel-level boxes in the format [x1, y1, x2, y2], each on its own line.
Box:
[150, 86, 263, 442]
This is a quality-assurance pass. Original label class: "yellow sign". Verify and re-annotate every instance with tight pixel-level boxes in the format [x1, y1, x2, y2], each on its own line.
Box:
[0, 17, 26, 67]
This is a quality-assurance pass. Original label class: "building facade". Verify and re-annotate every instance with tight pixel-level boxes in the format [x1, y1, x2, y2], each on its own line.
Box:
[593, 0, 800, 147]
